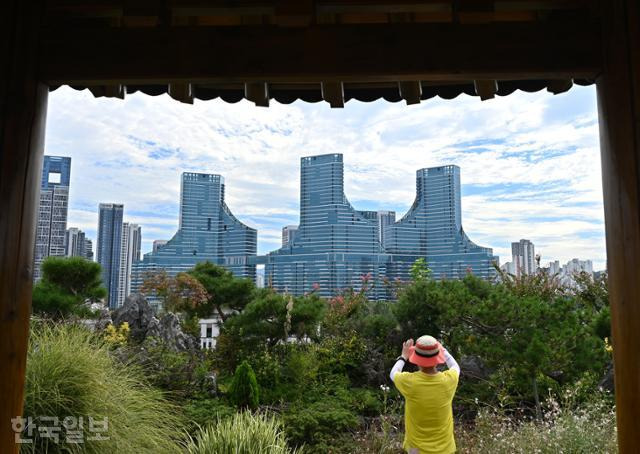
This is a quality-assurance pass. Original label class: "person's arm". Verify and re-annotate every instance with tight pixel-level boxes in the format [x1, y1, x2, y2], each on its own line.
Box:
[443, 348, 460, 375]
[390, 339, 413, 382]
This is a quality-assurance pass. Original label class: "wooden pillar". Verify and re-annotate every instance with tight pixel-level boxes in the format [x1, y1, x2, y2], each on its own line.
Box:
[596, 1, 640, 452]
[0, 2, 48, 453]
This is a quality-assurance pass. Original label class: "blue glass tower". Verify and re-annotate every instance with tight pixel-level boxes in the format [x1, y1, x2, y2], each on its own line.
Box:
[131, 173, 257, 301]
[384, 165, 497, 280]
[97, 203, 124, 309]
[266, 154, 389, 299]
[34, 156, 72, 281]
[265, 155, 497, 300]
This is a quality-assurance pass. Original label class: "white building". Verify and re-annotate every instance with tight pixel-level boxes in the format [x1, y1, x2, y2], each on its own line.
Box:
[282, 225, 298, 247]
[199, 317, 222, 349]
[501, 261, 516, 275]
[511, 239, 536, 277]
[152, 239, 168, 253]
[116, 223, 142, 308]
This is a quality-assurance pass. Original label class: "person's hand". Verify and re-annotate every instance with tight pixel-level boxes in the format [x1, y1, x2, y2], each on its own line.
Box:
[401, 339, 414, 360]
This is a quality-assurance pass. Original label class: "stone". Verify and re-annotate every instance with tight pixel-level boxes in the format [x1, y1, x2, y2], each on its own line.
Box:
[145, 312, 197, 352]
[599, 362, 615, 393]
[112, 293, 155, 342]
[459, 355, 491, 381]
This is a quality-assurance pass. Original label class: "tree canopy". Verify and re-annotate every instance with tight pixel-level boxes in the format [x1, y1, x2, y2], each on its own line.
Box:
[32, 256, 106, 318]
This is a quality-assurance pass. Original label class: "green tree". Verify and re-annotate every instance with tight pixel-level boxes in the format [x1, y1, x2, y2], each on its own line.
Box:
[188, 262, 255, 321]
[224, 288, 325, 347]
[229, 360, 259, 409]
[32, 256, 106, 318]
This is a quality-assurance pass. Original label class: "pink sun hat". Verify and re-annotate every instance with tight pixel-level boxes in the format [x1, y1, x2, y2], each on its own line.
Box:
[409, 335, 446, 368]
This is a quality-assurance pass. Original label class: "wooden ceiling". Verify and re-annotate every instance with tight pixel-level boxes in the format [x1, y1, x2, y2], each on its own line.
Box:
[42, 0, 601, 106]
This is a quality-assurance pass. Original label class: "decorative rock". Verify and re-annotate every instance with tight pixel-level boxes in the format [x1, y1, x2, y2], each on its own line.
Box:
[145, 312, 197, 352]
[112, 293, 155, 342]
[599, 362, 615, 393]
[459, 355, 491, 381]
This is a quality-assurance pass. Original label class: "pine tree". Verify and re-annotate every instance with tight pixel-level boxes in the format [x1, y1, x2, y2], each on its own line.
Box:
[229, 360, 259, 409]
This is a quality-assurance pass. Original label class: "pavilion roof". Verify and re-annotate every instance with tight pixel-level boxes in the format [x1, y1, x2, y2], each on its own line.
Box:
[44, 0, 600, 106]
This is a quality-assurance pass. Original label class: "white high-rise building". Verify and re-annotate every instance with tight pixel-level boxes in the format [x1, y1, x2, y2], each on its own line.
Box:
[501, 261, 516, 275]
[34, 156, 71, 281]
[116, 222, 142, 308]
[511, 239, 536, 277]
[152, 239, 168, 253]
[282, 225, 298, 247]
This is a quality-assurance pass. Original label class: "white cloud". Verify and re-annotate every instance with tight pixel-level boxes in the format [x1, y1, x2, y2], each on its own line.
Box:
[46, 85, 605, 269]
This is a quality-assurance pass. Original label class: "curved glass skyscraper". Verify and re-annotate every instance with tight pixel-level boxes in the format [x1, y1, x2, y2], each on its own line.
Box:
[384, 165, 497, 280]
[265, 154, 497, 300]
[131, 172, 257, 297]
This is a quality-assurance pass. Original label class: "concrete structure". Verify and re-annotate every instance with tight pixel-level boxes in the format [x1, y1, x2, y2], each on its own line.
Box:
[33, 156, 71, 280]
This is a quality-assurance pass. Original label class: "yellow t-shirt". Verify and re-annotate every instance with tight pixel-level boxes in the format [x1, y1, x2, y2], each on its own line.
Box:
[393, 369, 459, 454]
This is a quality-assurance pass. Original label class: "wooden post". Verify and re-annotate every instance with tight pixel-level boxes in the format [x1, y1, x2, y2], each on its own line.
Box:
[596, 0, 640, 452]
[0, 2, 47, 453]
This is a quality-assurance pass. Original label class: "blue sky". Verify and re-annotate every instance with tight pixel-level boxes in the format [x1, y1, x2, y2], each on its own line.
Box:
[45, 85, 606, 270]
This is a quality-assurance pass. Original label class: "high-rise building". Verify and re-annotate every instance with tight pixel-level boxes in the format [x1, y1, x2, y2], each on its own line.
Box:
[501, 261, 516, 275]
[383, 165, 497, 280]
[377, 211, 396, 246]
[34, 156, 71, 281]
[281, 225, 298, 247]
[116, 223, 142, 307]
[84, 238, 94, 261]
[97, 203, 124, 309]
[65, 227, 86, 257]
[131, 173, 257, 304]
[511, 239, 536, 276]
[152, 239, 168, 253]
[265, 154, 497, 300]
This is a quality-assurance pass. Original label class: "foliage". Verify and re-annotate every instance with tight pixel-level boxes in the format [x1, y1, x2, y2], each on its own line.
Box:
[22, 321, 185, 453]
[32, 256, 106, 318]
[140, 270, 208, 315]
[229, 360, 260, 409]
[188, 261, 256, 321]
[457, 395, 617, 453]
[116, 342, 213, 399]
[224, 288, 325, 347]
[283, 398, 359, 453]
[186, 411, 302, 454]
[183, 396, 236, 433]
[103, 321, 130, 346]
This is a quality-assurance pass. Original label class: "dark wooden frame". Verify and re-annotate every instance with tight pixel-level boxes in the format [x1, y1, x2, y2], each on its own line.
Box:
[1, 1, 638, 452]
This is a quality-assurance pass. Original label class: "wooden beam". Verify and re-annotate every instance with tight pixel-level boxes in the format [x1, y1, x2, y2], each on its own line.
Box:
[474, 79, 498, 99]
[1, 2, 48, 453]
[398, 80, 422, 104]
[321, 81, 345, 107]
[245, 82, 270, 106]
[596, 0, 640, 452]
[40, 20, 601, 85]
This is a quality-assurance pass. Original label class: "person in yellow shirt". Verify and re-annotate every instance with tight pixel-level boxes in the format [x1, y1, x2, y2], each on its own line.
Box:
[390, 335, 460, 454]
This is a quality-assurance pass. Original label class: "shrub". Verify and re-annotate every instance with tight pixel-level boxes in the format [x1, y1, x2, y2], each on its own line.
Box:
[186, 411, 302, 454]
[229, 360, 260, 409]
[22, 321, 185, 453]
[283, 398, 359, 453]
[457, 396, 617, 453]
[183, 396, 236, 434]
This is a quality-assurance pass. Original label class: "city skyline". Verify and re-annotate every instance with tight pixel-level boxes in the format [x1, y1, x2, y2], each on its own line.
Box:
[44, 85, 606, 270]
